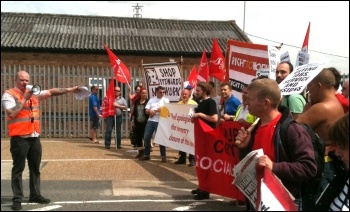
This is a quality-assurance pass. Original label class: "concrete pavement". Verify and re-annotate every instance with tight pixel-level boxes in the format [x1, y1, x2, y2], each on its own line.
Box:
[1, 138, 243, 211]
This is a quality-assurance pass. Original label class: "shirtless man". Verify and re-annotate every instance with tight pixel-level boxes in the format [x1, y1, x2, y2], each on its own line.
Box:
[296, 68, 344, 151]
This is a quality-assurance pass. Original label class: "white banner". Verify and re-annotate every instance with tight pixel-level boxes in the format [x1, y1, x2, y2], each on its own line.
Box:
[154, 103, 196, 154]
[143, 62, 182, 102]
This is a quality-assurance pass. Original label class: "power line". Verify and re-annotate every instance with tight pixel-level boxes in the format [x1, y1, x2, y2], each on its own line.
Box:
[245, 33, 349, 59]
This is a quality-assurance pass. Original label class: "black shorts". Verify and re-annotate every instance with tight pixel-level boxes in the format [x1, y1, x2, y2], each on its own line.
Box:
[91, 116, 100, 129]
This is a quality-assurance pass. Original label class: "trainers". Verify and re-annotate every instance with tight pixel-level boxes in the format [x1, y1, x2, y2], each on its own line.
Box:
[174, 160, 186, 164]
[11, 201, 22, 210]
[194, 192, 210, 200]
[29, 195, 50, 204]
[139, 156, 150, 161]
[189, 159, 195, 167]
[105, 146, 111, 149]
[191, 188, 199, 194]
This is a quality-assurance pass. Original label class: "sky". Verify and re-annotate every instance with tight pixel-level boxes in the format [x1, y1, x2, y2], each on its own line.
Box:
[1, 1, 349, 75]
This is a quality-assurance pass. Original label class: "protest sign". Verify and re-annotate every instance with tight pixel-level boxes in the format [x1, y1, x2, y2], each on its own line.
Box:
[279, 63, 326, 95]
[143, 62, 182, 102]
[280, 51, 291, 63]
[256, 69, 271, 78]
[295, 51, 310, 67]
[256, 168, 298, 211]
[267, 45, 280, 80]
[233, 149, 264, 205]
[154, 103, 196, 155]
[233, 150, 297, 211]
[225, 40, 270, 102]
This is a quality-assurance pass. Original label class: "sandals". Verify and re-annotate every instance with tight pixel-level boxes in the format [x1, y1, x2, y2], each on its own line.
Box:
[92, 141, 100, 144]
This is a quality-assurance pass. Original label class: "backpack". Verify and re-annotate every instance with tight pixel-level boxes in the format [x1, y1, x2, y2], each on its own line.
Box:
[279, 117, 325, 210]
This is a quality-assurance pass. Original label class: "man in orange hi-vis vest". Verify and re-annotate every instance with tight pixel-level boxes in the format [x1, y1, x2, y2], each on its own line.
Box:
[1, 70, 81, 211]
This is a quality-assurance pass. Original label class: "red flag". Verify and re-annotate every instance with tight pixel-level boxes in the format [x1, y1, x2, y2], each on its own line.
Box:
[301, 22, 310, 53]
[209, 38, 226, 82]
[104, 44, 131, 84]
[197, 49, 209, 82]
[101, 77, 116, 118]
[187, 65, 198, 87]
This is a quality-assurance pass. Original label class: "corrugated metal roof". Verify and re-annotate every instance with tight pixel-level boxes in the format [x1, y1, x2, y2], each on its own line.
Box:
[1, 12, 250, 54]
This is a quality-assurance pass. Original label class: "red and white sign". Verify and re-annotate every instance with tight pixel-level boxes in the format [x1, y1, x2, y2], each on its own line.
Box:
[225, 40, 269, 102]
[256, 167, 298, 211]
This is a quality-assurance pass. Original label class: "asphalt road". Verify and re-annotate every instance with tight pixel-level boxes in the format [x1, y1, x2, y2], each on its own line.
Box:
[1, 138, 245, 211]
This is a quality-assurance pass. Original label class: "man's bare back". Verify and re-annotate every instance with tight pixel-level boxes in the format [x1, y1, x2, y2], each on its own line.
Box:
[296, 96, 344, 145]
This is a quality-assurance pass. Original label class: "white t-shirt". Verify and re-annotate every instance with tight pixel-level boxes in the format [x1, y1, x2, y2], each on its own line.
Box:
[145, 96, 169, 122]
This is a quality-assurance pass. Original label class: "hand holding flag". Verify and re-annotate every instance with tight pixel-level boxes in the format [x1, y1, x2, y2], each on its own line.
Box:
[104, 44, 131, 84]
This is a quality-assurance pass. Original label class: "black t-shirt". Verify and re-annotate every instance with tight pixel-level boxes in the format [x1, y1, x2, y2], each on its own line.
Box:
[195, 98, 218, 129]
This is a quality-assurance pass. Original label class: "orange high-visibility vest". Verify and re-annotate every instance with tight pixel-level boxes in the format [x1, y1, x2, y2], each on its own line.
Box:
[5, 88, 40, 136]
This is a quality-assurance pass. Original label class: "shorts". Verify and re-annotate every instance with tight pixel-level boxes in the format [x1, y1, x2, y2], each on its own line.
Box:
[91, 116, 100, 129]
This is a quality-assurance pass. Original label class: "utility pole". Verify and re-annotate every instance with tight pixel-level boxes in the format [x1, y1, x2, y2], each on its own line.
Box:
[243, 1, 246, 32]
[132, 3, 143, 18]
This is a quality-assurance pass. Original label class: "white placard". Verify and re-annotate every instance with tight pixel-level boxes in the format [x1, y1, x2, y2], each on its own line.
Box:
[295, 50, 310, 67]
[280, 51, 290, 63]
[143, 62, 182, 102]
[279, 63, 326, 95]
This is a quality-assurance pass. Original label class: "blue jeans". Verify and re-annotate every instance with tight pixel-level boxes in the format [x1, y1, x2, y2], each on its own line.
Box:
[104, 116, 123, 148]
[143, 120, 166, 157]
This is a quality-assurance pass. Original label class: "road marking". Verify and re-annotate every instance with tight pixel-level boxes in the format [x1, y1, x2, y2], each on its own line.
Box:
[173, 206, 191, 211]
[53, 199, 224, 204]
[172, 202, 206, 211]
[29, 205, 62, 211]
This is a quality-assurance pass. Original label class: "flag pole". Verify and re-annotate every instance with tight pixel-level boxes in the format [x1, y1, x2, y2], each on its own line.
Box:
[180, 56, 184, 90]
[225, 37, 230, 82]
[140, 59, 145, 88]
[118, 66, 130, 87]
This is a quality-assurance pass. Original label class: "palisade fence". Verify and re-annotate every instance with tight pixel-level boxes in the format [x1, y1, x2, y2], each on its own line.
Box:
[1, 64, 191, 139]
[3, 64, 346, 139]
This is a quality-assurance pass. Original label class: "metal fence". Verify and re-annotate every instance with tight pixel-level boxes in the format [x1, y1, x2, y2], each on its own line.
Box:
[2, 64, 348, 139]
[0, 64, 162, 139]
